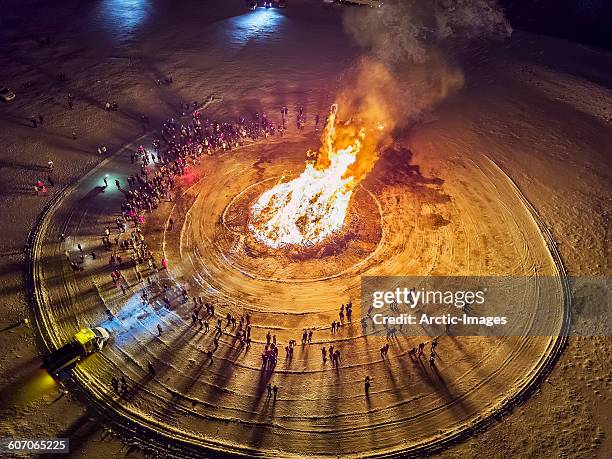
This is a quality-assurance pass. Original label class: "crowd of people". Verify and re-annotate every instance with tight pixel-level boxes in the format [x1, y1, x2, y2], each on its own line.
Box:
[157, 104, 300, 160]
[50, 92, 443, 403]
[94, 103, 310, 398]
[38, 90, 311, 397]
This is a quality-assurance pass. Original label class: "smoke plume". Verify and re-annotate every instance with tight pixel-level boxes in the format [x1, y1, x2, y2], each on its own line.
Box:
[342, 0, 512, 66]
[327, 0, 511, 176]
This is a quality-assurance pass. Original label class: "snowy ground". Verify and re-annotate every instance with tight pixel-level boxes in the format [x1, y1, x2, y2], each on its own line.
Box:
[0, 0, 610, 458]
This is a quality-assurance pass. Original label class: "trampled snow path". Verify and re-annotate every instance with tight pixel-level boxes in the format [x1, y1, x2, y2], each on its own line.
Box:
[28, 129, 568, 456]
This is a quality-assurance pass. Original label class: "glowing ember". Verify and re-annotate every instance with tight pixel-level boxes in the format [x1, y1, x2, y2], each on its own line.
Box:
[249, 104, 369, 248]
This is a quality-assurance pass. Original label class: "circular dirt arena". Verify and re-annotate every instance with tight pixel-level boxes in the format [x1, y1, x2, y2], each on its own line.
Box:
[30, 133, 568, 457]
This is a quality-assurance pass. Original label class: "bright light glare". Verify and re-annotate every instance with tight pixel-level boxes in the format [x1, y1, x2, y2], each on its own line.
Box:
[249, 104, 367, 248]
[228, 8, 283, 45]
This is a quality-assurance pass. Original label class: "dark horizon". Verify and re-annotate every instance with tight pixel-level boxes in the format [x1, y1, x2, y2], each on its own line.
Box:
[499, 0, 612, 51]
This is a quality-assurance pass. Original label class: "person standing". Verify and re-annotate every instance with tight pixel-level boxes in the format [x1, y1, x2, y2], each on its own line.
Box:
[272, 385, 278, 399]
[30, 116, 37, 128]
[364, 376, 371, 394]
[417, 342, 425, 359]
[120, 375, 128, 395]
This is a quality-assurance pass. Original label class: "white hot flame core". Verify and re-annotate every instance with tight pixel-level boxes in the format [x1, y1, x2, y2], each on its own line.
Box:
[249, 149, 356, 248]
[249, 104, 368, 249]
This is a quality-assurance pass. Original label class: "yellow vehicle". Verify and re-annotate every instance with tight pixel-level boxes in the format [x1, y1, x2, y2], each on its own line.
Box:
[42, 327, 111, 375]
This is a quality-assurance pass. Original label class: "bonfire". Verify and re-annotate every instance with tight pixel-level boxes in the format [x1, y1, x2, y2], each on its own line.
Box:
[249, 104, 376, 248]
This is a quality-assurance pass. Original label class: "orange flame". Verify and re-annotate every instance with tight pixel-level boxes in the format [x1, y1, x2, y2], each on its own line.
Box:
[249, 104, 377, 248]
